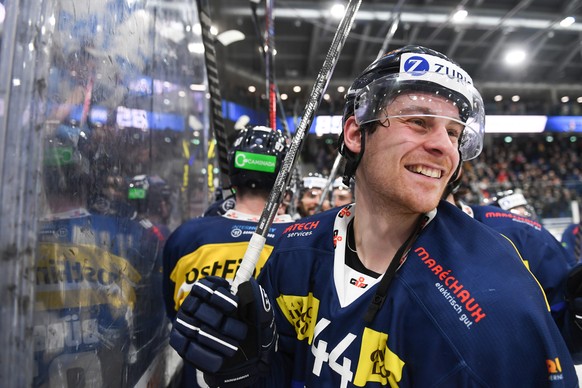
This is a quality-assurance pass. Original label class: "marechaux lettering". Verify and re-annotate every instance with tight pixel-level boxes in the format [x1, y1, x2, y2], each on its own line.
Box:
[415, 247, 486, 326]
[484, 211, 542, 230]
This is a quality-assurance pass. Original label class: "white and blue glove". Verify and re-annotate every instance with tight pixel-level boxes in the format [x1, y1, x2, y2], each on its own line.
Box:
[169, 276, 277, 387]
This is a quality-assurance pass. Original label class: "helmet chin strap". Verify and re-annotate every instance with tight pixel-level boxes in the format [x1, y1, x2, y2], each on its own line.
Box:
[341, 127, 366, 186]
[442, 149, 463, 200]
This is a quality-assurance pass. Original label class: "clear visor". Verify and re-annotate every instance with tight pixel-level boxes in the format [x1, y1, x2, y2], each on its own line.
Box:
[352, 72, 485, 160]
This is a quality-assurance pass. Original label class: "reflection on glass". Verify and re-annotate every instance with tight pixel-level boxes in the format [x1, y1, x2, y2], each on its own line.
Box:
[33, 0, 209, 386]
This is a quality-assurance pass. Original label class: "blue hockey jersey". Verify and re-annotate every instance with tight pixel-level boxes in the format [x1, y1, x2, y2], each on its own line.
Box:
[562, 223, 582, 264]
[469, 205, 582, 363]
[34, 208, 167, 387]
[259, 201, 578, 387]
[470, 205, 575, 310]
[163, 209, 294, 388]
[163, 209, 294, 320]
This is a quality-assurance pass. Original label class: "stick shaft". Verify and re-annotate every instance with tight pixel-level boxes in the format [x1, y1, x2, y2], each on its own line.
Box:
[232, 0, 362, 292]
[316, 153, 344, 211]
[264, 0, 277, 130]
[196, 0, 231, 189]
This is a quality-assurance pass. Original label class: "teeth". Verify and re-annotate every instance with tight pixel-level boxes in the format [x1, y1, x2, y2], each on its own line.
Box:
[408, 165, 442, 178]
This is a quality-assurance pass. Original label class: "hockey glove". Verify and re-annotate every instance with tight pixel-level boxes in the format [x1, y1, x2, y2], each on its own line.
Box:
[204, 278, 277, 388]
[169, 276, 247, 373]
[169, 276, 277, 387]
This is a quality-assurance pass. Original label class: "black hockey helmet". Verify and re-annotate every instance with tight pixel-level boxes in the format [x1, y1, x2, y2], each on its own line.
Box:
[338, 45, 485, 184]
[128, 174, 172, 216]
[485, 189, 538, 220]
[42, 123, 92, 197]
[228, 125, 288, 191]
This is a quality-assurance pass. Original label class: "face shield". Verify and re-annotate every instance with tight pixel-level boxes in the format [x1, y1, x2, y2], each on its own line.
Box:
[352, 71, 485, 161]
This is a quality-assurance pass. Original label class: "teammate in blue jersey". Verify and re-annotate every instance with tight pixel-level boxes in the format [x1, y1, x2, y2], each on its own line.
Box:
[562, 222, 582, 263]
[163, 125, 294, 387]
[169, 46, 579, 386]
[34, 128, 168, 387]
[483, 188, 539, 221]
[446, 182, 582, 362]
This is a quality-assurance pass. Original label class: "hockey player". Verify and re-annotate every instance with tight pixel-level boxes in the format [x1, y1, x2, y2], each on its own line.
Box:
[128, 174, 173, 232]
[169, 46, 578, 386]
[163, 125, 294, 387]
[295, 172, 331, 218]
[483, 188, 539, 220]
[562, 222, 582, 263]
[331, 176, 355, 208]
[34, 127, 167, 387]
[445, 180, 582, 361]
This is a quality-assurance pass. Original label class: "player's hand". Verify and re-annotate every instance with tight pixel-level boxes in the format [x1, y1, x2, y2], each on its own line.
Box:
[169, 276, 247, 373]
[169, 276, 277, 387]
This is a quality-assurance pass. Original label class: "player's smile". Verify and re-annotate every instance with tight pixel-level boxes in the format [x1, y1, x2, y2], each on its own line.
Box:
[405, 164, 443, 179]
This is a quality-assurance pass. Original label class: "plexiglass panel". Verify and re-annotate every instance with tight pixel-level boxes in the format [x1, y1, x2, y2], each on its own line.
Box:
[11, 0, 211, 386]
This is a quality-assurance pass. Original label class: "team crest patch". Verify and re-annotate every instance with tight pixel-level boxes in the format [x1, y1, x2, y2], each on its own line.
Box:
[354, 328, 404, 387]
[276, 293, 319, 343]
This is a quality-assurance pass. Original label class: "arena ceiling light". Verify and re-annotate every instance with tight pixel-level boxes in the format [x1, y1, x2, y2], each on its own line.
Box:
[330, 3, 345, 19]
[504, 48, 526, 66]
[560, 16, 575, 28]
[452, 8, 468, 23]
[216, 30, 245, 46]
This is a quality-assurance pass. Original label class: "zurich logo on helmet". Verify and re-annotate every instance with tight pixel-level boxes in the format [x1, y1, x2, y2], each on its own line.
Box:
[403, 56, 430, 74]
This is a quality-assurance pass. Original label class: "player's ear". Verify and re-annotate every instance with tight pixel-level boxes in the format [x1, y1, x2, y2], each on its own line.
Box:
[342, 116, 362, 154]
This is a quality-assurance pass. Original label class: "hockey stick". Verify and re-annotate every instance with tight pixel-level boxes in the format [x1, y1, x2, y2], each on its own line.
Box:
[232, 0, 362, 293]
[196, 0, 231, 191]
[315, 5, 402, 212]
[250, 0, 292, 137]
[316, 152, 345, 211]
[264, 0, 277, 130]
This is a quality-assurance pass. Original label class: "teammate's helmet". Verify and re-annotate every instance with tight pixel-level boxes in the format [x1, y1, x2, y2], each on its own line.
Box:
[332, 177, 351, 191]
[485, 189, 538, 220]
[228, 125, 288, 190]
[331, 177, 355, 206]
[338, 45, 485, 183]
[43, 124, 91, 197]
[299, 172, 328, 196]
[128, 174, 172, 217]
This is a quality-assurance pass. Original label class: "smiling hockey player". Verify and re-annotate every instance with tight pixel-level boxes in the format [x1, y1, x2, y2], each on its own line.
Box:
[169, 46, 578, 387]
